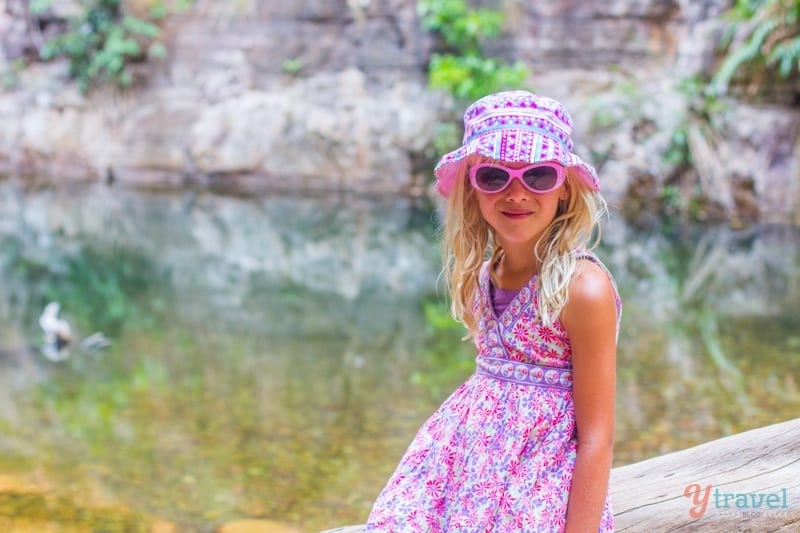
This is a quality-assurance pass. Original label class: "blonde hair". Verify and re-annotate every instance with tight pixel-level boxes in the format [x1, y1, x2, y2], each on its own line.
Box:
[440, 157, 608, 337]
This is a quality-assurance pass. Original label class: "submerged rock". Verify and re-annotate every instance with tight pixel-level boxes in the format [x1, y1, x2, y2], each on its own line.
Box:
[218, 519, 303, 533]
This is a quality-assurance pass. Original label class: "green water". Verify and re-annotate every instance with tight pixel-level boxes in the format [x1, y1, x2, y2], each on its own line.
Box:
[0, 180, 798, 532]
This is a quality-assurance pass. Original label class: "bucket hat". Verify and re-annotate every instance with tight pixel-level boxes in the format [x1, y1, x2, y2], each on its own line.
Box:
[434, 90, 600, 198]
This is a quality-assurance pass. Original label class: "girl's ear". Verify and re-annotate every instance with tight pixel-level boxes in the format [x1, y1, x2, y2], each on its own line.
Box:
[559, 180, 571, 201]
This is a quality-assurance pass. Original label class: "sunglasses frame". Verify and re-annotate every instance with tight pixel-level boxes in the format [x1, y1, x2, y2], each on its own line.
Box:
[468, 162, 567, 194]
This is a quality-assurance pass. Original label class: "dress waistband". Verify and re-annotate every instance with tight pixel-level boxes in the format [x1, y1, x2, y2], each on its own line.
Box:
[475, 355, 573, 391]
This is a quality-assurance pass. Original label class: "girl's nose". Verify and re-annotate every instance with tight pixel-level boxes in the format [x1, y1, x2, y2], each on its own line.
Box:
[504, 177, 530, 201]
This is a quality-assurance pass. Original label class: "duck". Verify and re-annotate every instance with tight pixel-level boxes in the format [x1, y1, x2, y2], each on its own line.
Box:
[39, 301, 72, 361]
[38, 302, 111, 361]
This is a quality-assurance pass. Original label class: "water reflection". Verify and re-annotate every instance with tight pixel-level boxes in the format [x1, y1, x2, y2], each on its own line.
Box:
[0, 178, 798, 531]
[602, 219, 800, 462]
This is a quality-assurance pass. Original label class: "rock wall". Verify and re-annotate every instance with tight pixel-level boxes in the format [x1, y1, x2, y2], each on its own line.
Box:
[0, 0, 441, 193]
[0, 0, 798, 223]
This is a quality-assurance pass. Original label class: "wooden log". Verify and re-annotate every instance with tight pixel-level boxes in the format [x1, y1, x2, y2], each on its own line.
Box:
[320, 418, 800, 532]
[611, 417, 799, 531]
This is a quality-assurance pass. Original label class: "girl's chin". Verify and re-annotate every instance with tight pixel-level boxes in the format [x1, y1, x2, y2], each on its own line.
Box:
[495, 232, 543, 247]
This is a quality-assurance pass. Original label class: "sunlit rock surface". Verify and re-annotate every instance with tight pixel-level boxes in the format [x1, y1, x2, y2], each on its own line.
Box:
[1, 0, 798, 222]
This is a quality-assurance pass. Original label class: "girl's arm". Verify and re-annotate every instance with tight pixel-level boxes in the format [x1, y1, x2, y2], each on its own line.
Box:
[560, 260, 618, 533]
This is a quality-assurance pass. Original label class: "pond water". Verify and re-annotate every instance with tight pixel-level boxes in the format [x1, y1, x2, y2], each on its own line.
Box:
[0, 177, 798, 532]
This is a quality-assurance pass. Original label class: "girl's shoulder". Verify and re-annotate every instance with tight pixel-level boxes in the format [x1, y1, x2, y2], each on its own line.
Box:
[575, 251, 618, 289]
[570, 260, 615, 301]
[570, 251, 622, 322]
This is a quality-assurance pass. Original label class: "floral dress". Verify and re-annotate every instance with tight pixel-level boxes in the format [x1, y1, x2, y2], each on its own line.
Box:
[366, 254, 621, 532]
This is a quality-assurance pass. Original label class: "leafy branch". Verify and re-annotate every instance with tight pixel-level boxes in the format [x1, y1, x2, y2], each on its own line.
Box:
[711, 0, 800, 96]
[418, 0, 530, 102]
[32, 0, 193, 92]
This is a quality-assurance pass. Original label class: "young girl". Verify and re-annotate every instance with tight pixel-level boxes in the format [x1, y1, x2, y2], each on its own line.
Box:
[366, 91, 621, 532]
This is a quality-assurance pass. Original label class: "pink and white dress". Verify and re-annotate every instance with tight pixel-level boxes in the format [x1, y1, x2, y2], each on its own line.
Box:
[366, 254, 621, 532]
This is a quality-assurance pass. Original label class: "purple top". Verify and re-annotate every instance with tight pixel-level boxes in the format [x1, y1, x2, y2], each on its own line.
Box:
[490, 283, 521, 317]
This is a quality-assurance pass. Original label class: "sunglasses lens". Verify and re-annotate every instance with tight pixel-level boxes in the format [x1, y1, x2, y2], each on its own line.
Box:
[523, 166, 559, 191]
[474, 166, 510, 192]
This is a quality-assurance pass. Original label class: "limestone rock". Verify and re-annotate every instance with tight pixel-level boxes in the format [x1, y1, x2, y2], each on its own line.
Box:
[0, 0, 798, 222]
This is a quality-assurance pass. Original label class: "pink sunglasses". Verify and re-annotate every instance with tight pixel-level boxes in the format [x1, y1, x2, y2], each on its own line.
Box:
[469, 162, 566, 194]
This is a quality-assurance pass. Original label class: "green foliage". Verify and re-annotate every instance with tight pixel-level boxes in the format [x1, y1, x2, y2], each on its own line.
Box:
[663, 127, 691, 166]
[282, 57, 303, 75]
[34, 0, 192, 92]
[1, 57, 27, 89]
[30, 0, 53, 14]
[418, 0, 530, 102]
[660, 184, 681, 209]
[658, 76, 735, 222]
[677, 75, 727, 125]
[663, 76, 725, 168]
[711, 0, 800, 95]
[585, 78, 643, 134]
[429, 53, 529, 101]
[419, 0, 504, 54]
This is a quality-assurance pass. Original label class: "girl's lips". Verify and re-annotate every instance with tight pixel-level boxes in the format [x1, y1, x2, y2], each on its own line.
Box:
[502, 210, 533, 219]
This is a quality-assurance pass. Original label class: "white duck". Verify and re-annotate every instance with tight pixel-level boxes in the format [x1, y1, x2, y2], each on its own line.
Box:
[39, 301, 72, 361]
[38, 302, 111, 361]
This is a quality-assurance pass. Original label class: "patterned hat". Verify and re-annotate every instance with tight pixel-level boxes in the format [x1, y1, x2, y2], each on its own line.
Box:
[434, 90, 600, 198]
